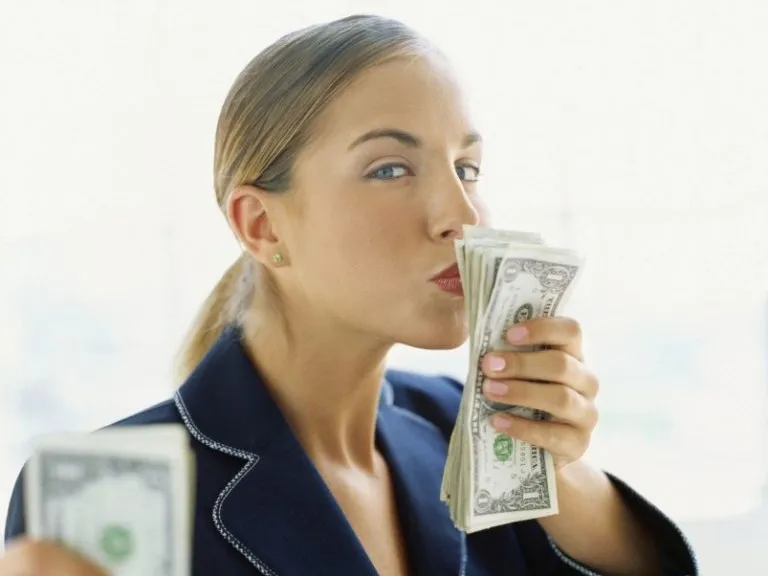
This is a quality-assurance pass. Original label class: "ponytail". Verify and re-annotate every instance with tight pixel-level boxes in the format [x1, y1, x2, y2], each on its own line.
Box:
[175, 253, 250, 383]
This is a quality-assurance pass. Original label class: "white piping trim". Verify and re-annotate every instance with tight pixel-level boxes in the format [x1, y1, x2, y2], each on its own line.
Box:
[546, 532, 696, 576]
[174, 391, 277, 576]
[546, 535, 603, 576]
[459, 530, 468, 576]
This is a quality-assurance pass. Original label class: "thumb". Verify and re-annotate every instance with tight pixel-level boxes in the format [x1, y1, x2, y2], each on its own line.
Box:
[1, 538, 109, 576]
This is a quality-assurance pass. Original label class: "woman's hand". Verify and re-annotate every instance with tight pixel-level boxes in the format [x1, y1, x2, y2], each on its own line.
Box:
[0, 538, 107, 576]
[480, 316, 599, 471]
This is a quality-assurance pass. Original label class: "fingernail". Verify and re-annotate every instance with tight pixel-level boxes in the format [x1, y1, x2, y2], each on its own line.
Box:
[483, 355, 506, 372]
[492, 414, 512, 429]
[507, 326, 528, 343]
[483, 380, 508, 396]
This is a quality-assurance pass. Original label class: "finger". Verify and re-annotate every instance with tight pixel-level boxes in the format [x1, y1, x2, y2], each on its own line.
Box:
[2, 538, 108, 576]
[506, 316, 583, 360]
[482, 349, 598, 397]
[483, 379, 598, 428]
[490, 413, 590, 461]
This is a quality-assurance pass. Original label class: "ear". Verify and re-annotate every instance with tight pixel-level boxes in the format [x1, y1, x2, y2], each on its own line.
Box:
[226, 185, 285, 267]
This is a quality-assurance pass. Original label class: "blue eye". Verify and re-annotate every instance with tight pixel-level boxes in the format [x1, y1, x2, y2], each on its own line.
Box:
[367, 164, 410, 180]
[456, 164, 481, 182]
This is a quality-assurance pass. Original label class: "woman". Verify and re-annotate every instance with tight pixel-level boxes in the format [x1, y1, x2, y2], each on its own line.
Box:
[2, 14, 696, 576]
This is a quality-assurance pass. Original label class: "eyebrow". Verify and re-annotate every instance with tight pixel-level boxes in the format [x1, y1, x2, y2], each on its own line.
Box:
[462, 131, 483, 147]
[347, 128, 482, 150]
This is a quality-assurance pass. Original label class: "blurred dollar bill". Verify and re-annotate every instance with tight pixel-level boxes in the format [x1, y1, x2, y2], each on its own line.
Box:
[24, 425, 194, 576]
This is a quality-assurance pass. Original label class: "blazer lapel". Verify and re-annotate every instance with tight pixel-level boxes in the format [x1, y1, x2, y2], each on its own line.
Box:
[377, 388, 466, 576]
[218, 426, 377, 575]
[175, 327, 378, 576]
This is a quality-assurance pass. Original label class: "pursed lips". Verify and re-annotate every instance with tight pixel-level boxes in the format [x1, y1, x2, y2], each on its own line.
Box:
[429, 263, 463, 296]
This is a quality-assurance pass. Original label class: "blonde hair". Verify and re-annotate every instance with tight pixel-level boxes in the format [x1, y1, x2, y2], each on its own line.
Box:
[175, 15, 434, 382]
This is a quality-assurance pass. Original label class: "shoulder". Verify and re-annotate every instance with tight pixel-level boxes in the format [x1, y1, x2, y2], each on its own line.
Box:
[384, 369, 463, 441]
[107, 398, 181, 428]
[3, 397, 181, 544]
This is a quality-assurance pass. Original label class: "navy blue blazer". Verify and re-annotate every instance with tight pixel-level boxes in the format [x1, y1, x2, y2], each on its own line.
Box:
[5, 328, 697, 575]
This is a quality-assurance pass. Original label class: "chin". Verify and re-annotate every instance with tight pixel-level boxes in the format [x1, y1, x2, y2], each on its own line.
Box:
[400, 318, 469, 351]
[419, 336, 468, 350]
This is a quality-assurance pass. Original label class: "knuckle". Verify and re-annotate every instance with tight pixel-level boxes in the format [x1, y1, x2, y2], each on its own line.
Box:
[579, 427, 593, 454]
[544, 426, 563, 452]
[516, 417, 538, 443]
[521, 421, 541, 446]
[561, 428, 584, 457]
[554, 386, 577, 414]
[551, 351, 571, 379]
[524, 419, 550, 448]
[566, 317, 582, 338]
[590, 405, 600, 429]
[590, 374, 601, 396]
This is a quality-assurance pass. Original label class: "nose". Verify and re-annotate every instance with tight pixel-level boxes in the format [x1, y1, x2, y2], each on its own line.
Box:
[427, 169, 481, 241]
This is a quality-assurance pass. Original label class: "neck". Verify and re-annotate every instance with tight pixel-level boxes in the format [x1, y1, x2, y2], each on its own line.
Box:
[243, 314, 391, 472]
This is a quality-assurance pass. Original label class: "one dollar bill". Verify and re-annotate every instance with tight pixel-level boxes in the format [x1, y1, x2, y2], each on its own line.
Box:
[24, 424, 195, 576]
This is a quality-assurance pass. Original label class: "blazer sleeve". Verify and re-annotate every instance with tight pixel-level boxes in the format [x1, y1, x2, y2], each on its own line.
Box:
[513, 474, 698, 575]
[4, 469, 26, 545]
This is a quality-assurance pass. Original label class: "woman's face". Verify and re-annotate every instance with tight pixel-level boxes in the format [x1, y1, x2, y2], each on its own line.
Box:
[270, 54, 486, 350]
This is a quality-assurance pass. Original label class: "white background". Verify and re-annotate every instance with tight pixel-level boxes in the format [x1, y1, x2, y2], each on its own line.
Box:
[1, 1, 767, 573]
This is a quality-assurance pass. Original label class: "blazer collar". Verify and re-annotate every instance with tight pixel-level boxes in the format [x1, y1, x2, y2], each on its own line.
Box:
[175, 326, 465, 575]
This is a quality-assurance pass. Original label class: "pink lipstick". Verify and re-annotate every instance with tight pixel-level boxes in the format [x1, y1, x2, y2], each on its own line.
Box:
[430, 263, 463, 296]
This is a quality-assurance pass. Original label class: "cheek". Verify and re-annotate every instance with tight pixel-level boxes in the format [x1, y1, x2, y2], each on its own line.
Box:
[298, 201, 414, 284]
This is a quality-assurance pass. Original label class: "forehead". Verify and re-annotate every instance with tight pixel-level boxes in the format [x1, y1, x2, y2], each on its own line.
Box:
[311, 55, 476, 145]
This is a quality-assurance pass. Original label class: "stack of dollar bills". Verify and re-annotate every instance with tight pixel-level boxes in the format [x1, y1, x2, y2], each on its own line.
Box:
[440, 225, 585, 533]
